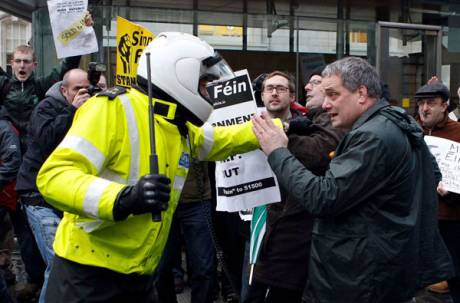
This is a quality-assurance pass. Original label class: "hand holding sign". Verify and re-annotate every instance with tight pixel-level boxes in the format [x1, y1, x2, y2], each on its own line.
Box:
[425, 135, 460, 194]
[437, 181, 449, 196]
[47, 0, 98, 58]
[84, 11, 94, 27]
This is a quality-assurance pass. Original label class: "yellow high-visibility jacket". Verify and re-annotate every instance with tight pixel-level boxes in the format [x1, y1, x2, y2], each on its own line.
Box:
[37, 87, 271, 275]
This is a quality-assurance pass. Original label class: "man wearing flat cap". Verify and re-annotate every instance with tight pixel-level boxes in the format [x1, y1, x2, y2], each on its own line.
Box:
[416, 81, 450, 129]
[416, 79, 460, 301]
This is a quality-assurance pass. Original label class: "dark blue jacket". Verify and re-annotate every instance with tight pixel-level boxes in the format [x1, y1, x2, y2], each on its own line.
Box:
[16, 81, 76, 194]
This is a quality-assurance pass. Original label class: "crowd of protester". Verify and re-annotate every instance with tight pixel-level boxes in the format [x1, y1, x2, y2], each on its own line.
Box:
[1, 31, 460, 303]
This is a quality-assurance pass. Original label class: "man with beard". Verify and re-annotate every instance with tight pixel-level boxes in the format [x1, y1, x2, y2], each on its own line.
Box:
[242, 71, 345, 303]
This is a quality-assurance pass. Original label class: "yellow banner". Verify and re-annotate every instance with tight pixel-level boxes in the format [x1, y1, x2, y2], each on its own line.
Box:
[116, 17, 155, 87]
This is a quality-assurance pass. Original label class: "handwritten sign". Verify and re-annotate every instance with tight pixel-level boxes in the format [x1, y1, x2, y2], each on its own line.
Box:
[57, 16, 87, 46]
[47, 0, 98, 58]
[425, 135, 460, 194]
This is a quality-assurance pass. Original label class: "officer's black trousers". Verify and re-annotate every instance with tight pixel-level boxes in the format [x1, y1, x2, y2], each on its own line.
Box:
[46, 255, 157, 303]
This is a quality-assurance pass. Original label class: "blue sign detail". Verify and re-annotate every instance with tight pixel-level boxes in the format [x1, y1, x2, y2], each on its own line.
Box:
[179, 152, 190, 169]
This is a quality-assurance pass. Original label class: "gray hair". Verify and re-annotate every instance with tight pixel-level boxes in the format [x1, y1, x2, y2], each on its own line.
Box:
[322, 57, 381, 99]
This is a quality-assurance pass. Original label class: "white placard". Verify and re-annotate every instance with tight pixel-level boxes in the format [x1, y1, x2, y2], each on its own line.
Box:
[425, 135, 460, 194]
[207, 70, 281, 212]
[47, 0, 98, 59]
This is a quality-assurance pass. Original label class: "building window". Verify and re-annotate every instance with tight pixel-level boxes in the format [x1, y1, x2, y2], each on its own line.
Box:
[0, 15, 31, 68]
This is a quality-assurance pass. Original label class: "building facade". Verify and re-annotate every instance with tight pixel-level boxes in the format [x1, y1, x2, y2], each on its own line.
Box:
[0, 11, 31, 73]
[2, 0, 460, 111]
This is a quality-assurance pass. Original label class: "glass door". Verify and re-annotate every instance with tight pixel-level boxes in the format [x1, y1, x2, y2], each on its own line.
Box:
[375, 21, 442, 114]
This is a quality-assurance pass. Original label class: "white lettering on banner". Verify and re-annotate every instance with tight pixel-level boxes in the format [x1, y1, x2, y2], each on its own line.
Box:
[425, 135, 460, 194]
[206, 69, 281, 212]
[213, 80, 247, 99]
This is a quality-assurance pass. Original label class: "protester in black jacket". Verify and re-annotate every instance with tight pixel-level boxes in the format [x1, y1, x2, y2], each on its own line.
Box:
[16, 69, 91, 302]
[250, 76, 345, 303]
[0, 11, 92, 146]
[242, 71, 345, 303]
[0, 45, 81, 144]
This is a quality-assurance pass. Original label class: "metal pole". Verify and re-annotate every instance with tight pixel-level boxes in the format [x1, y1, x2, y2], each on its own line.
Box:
[145, 52, 161, 222]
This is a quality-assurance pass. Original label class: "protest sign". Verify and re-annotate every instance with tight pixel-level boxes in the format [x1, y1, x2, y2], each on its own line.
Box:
[115, 17, 155, 87]
[47, 0, 98, 59]
[207, 70, 281, 212]
[425, 135, 460, 194]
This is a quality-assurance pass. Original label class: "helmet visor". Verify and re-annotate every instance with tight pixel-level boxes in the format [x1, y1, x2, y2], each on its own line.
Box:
[199, 52, 234, 104]
[201, 52, 234, 83]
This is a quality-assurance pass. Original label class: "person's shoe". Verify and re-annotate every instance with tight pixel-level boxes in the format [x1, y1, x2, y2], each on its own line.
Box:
[174, 276, 185, 294]
[427, 280, 449, 294]
[15, 282, 40, 303]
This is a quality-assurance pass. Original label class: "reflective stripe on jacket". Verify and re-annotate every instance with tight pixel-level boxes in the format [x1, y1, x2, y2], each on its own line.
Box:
[37, 87, 264, 275]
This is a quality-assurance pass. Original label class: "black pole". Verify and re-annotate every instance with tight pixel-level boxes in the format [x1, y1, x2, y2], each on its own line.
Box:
[145, 52, 161, 222]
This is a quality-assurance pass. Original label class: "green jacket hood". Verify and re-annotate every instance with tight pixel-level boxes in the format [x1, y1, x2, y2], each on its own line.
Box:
[355, 99, 424, 147]
[379, 105, 424, 147]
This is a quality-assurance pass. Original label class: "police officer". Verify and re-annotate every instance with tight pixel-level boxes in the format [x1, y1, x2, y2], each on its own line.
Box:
[37, 32, 275, 302]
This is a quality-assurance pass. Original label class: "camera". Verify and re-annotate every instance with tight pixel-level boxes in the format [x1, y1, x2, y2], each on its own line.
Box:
[87, 62, 107, 96]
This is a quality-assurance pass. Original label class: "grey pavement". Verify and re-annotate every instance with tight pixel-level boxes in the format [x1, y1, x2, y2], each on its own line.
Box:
[9, 240, 455, 303]
[176, 286, 225, 303]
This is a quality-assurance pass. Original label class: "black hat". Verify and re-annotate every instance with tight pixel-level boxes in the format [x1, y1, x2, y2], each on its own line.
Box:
[414, 82, 450, 101]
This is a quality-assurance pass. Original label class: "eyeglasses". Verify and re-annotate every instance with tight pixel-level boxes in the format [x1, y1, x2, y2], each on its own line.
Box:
[307, 79, 322, 86]
[13, 59, 33, 65]
[416, 98, 443, 107]
[263, 85, 290, 93]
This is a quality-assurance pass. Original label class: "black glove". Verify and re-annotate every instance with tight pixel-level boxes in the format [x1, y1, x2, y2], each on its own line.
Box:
[113, 174, 171, 221]
[287, 116, 313, 135]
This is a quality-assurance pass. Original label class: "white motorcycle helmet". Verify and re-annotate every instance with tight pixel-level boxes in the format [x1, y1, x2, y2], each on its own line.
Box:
[137, 32, 234, 126]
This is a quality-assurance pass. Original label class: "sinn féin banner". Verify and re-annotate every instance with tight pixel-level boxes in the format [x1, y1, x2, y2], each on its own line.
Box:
[115, 17, 155, 87]
[206, 70, 281, 212]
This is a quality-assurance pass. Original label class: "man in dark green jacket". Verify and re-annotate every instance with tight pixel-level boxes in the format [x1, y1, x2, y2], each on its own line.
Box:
[252, 57, 454, 303]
